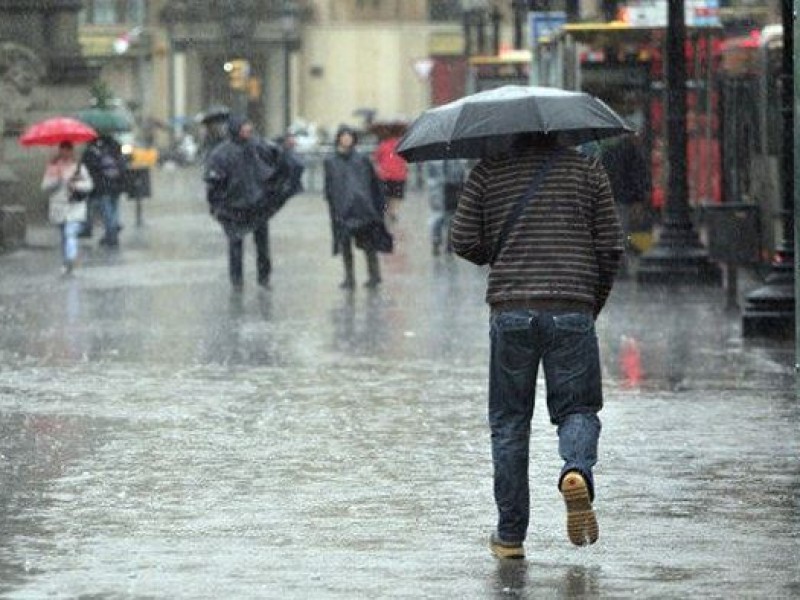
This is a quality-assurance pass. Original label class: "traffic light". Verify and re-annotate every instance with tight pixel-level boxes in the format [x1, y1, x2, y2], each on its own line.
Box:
[224, 59, 250, 90]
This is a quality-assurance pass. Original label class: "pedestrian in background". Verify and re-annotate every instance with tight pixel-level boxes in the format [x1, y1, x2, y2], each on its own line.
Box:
[324, 125, 391, 289]
[599, 131, 650, 276]
[205, 115, 282, 291]
[41, 141, 93, 275]
[425, 159, 467, 256]
[82, 134, 126, 247]
[450, 132, 623, 559]
[373, 133, 407, 223]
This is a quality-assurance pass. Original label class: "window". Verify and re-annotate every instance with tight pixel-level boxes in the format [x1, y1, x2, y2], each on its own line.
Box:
[89, 0, 118, 24]
[82, 0, 147, 25]
[126, 0, 146, 24]
[429, 0, 462, 22]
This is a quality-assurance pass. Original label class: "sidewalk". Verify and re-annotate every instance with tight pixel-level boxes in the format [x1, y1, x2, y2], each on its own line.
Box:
[0, 165, 796, 598]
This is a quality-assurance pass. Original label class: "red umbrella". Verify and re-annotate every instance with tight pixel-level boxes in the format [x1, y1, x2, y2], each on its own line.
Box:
[19, 117, 98, 147]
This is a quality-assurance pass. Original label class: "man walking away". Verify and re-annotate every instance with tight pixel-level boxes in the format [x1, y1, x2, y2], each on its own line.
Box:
[204, 115, 283, 291]
[450, 133, 623, 559]
[82, 134, 126, 247]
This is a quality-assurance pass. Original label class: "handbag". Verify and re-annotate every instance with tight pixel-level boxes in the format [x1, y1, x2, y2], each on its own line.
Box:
[68, 161, 89, 204]
[68, 188, 89, 204]
[490, 148, 563, 265]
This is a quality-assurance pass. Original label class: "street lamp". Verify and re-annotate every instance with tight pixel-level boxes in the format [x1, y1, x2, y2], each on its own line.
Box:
[635, 0, 721, 285]
[740, 1, 795, 337]
[280, 0, 299, 133]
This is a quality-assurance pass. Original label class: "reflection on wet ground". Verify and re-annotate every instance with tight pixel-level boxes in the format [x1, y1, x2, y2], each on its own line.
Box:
[0, 168, 796, 597]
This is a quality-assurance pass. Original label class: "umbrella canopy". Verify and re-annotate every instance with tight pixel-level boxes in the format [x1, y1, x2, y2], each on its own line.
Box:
[75, 107, 134, 134]
[19, 117, 98, 147]
[396, 85, 634, 162]
[196, 105, 231, 125]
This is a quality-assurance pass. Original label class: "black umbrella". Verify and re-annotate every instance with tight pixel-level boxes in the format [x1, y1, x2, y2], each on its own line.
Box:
[196, 105, 231, 125]
[396, 85, 634, 162]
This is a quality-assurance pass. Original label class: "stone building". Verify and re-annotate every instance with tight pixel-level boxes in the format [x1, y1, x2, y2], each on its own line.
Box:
[146, 1, 469, 138]
[0, 0, 98, 240]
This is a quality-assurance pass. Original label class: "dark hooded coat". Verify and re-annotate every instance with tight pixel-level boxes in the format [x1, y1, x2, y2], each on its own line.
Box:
[323, 128, 392, 255]
[82, 135, 126, 197]
[204, 115, 282, 237]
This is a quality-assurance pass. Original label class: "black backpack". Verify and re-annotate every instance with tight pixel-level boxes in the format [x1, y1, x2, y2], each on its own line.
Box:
[98, 150, 123, 181]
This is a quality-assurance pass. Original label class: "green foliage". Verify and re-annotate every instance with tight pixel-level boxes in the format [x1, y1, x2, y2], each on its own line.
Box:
[89, 80, 114, 109]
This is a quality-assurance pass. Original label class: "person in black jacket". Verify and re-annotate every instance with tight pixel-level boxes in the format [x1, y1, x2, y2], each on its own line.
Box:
[82, 134, 126, 247]
[323, 126, 391, 289]
[204, 115, 282, 290]
[599, 131, 650, 276]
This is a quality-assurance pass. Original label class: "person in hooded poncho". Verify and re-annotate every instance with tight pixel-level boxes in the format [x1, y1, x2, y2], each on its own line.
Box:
[323, 125, 392, 289]
[204, 115, 283, 290]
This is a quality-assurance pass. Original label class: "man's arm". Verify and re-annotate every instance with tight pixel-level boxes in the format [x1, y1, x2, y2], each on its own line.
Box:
[450, 162, 491, 265]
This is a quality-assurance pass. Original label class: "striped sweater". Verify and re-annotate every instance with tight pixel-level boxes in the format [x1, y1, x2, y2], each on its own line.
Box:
[450, 145, 624, 315]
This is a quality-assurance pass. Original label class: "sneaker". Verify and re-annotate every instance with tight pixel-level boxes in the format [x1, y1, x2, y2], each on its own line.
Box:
[61, 261, 75, 277]
[560, 471, 599, 546]
[339, 278, 355, 290]
[489, 533, 525, 559]
[364, 278, 381, 289]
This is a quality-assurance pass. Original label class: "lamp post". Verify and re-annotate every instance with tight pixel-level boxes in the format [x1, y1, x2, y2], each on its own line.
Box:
[741, 0, 795, 338]
[280, 1, 299, 134]
[635, 0, 721, 285]
[795, 0, 800, 391]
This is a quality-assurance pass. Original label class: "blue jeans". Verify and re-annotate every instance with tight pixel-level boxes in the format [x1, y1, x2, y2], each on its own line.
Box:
[489, 309, 603, 543]
[98, 193, 121, 243]
[60, 221, 83, 264]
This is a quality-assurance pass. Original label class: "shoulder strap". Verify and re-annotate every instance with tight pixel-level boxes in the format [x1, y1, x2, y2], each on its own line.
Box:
[490, 149, 563, 266]
[69, 156, 84, 182]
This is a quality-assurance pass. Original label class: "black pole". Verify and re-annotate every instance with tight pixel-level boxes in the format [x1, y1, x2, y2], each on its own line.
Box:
[512, 0, 525, 49]
[491, 8, 501, 56]
[665, 1, 690, 227]
[636, 0, 721, 285]
[477, 12, 486, 55]
[741, 0, 796, 337]
[565, 0, 580, 22]
[463, 11, 473, 57]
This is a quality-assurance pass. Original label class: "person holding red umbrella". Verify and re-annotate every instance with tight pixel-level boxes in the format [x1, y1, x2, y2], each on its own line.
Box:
[372, 129, 408, 223]
[20, 117, 97, 274]
[40, 142, 93, 275]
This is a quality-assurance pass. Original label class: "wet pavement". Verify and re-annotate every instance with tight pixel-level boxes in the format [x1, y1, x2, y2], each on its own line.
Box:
[0, 167, 797, 598]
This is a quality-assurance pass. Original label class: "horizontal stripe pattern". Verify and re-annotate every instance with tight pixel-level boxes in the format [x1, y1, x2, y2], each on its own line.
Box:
[450, 145, 623, 311]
